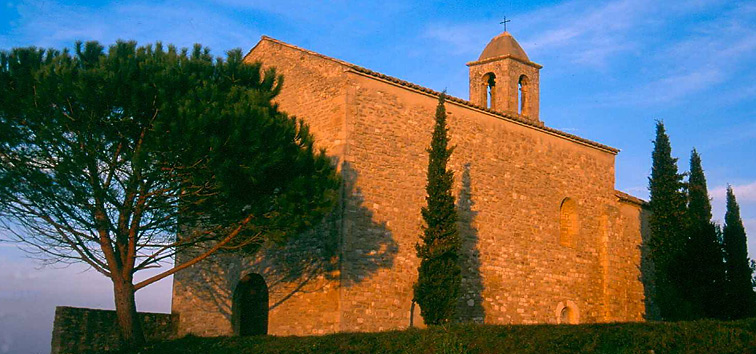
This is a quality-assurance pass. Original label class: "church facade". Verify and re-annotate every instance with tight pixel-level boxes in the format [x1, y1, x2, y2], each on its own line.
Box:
[171, 32, 650, 337]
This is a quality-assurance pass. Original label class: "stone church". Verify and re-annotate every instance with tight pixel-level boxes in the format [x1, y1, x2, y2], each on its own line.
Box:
[171, 31, 649, 337]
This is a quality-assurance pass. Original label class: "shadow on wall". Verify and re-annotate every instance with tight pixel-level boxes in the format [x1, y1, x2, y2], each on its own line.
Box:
[175, 251, 242, 323]
[338, 161, 399, 287]
[638, 208, 660, 320]
[183, 161, 399, 322]
[456, 163, 486, 323]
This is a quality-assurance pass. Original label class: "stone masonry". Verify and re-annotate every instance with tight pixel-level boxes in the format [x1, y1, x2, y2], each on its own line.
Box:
[171, 31, 650, 336]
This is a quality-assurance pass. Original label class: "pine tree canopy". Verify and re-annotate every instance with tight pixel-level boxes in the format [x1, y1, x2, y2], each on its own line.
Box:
[0, 40, 340, 345]
[414, 93, 461, 325]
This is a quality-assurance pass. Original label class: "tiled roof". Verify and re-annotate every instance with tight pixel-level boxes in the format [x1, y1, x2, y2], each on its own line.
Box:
[478, 31, 529, 62]
[252, 36, 620, 154]
[615, 190, 648, 206]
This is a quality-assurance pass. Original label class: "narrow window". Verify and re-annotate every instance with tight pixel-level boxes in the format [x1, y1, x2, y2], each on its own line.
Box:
[559, 198, 578, 247]
[518, 75, 529, 115]
[482, 72, 496, 109]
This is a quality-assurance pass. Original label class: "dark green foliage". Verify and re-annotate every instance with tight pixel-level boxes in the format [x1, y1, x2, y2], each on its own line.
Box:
[414, 94, 461, 325]
[684, 149, 726, 319]
[123, 319, 756, 354]
[647, 121, 690, 320]
[722, 186, 756, 319]
[0, 41, 339, 344]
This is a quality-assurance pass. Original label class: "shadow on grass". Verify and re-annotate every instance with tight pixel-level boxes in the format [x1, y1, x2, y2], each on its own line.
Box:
[124, 318, 756, 354]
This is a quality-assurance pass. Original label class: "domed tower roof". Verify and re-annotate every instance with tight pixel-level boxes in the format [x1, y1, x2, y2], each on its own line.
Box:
[478, 32, 529, 62]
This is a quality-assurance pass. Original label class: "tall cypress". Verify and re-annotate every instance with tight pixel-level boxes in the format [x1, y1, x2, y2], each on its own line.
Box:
[722, 186, 756, 319]
[414, 93, 461, 325]
[647, 121, 690, 320]
[684, 149, 725, 318]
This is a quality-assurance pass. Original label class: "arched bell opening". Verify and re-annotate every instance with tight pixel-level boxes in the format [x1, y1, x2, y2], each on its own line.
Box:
[481, 72, 497, 109]
[518, 75, 529, 116]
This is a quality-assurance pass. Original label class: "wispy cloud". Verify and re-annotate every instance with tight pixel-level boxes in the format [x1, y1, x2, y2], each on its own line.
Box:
[601, 69, 725, 106]
[517, 0, 652, 68]
[598, 1, 756, 105]
[423, 22, 489, 56]
[710, 181, 756, 243]
[422, 0, 651, 68]
[3, 1, 260, 54]
[422, 0, 756, 106]
[712, 181, 756, 205]
[702, 121, 756, 150]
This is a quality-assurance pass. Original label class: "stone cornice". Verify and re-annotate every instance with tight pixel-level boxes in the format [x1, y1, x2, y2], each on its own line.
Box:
[467, 54, 543, 69]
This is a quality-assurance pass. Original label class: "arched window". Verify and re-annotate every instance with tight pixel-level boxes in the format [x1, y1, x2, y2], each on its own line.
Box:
[559, 198, 578, 247]
[556, 301, 580, 324]
[518, 75, 529, 116]
[232, 273, 269, 336]
[482, 72, 496, 109]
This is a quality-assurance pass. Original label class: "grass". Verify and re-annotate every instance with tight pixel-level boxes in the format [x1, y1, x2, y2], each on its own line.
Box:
[124, 318, 756, 354]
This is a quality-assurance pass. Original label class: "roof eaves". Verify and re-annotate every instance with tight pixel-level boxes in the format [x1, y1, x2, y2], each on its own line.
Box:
[615, 190, 648, 206]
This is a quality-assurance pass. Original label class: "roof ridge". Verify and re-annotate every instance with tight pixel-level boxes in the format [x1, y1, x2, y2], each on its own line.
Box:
[256, 36, 619, 154]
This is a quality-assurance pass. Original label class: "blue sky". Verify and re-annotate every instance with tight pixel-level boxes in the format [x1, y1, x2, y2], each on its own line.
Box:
[1, 0, 755, 353]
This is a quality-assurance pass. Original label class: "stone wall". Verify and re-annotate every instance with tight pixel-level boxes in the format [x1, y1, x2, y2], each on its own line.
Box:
[50, 306, 177, 354]
[338, 70, 627, 330]
[171, 37, 350, 337]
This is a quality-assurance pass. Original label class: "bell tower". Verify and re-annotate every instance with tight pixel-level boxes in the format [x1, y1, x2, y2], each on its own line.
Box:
[467, 32, 542, 123]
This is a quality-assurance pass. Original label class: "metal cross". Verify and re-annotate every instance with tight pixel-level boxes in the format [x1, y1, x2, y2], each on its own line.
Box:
[500, 17, 511, 32]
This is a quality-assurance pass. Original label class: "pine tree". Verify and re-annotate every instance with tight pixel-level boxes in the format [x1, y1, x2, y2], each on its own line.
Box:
[722, 186, 756, 319]
[684, 149, 725, 318]
[414, 94, 461, 325]
[647, 121, 690, 320]
[0, 42, 340, 346]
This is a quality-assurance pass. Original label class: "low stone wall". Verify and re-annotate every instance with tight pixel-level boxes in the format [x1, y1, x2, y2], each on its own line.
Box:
[50, 306, 178, 354]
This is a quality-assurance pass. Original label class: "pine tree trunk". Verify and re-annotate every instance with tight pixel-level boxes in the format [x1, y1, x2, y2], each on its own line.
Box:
[113, 278, 146, 348]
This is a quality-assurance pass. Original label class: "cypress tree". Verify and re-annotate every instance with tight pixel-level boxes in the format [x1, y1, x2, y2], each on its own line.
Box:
[722, 186, 756, 319]
[647, 121, 690, 320]
[414, 93, 461, 325]
[684, 149, 725, 318]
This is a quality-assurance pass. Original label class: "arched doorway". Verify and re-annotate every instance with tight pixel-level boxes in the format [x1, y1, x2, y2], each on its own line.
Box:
[233, 273, 268, 336]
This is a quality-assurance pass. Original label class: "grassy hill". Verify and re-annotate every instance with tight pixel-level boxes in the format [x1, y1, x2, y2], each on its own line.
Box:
[125, 319, 756, 354]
